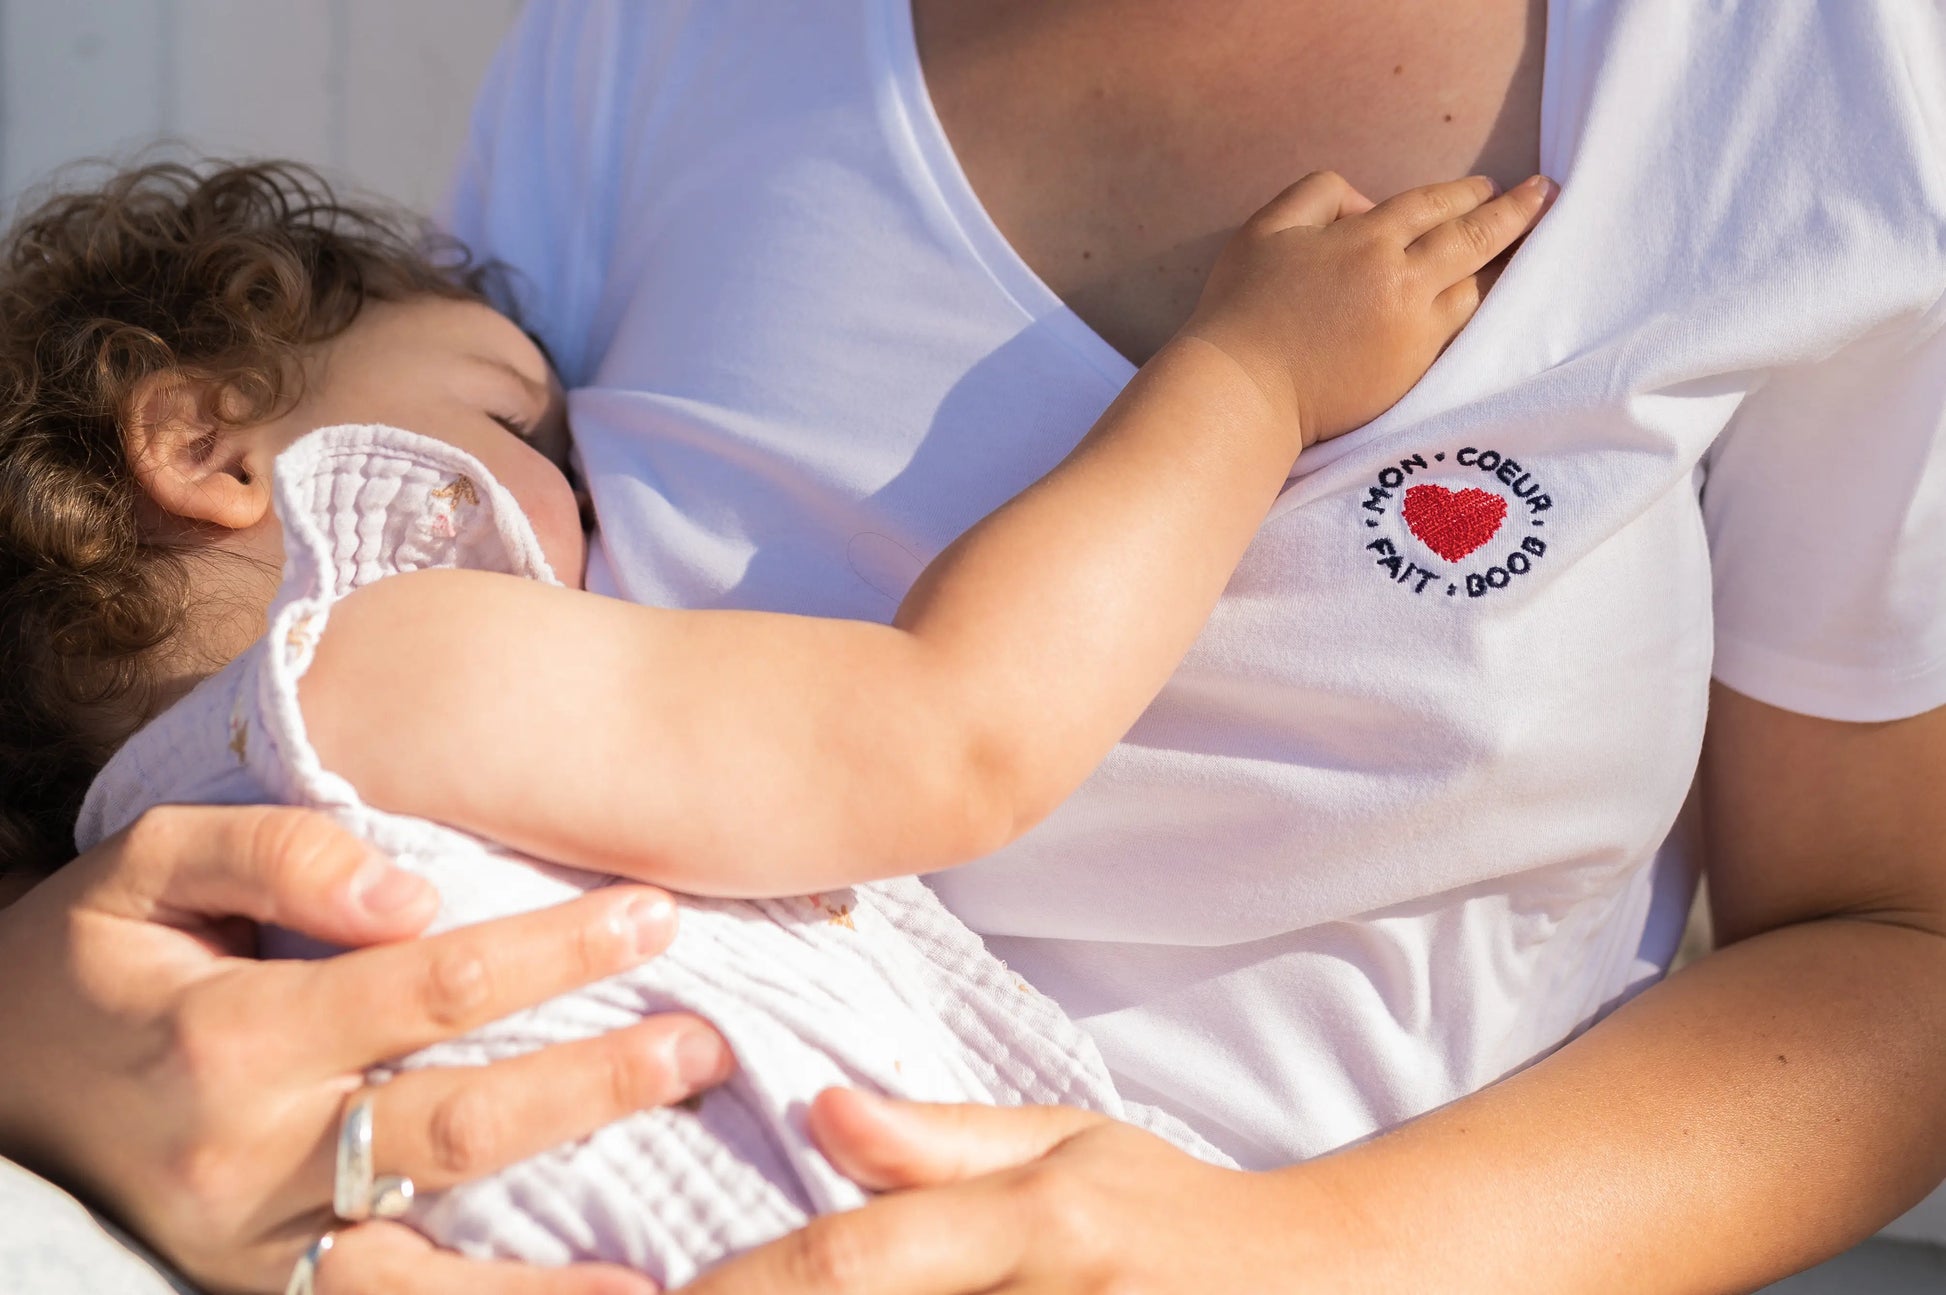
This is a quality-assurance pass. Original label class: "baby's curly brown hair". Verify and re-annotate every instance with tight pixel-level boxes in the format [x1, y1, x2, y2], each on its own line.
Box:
[0, 159, 499, 878]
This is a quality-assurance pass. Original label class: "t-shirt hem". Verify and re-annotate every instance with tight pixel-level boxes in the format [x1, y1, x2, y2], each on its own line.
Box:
[1712, 634, 1946, 723]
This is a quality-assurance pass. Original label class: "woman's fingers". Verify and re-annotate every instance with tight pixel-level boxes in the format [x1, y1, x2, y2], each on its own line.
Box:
[245, 885, 682, 1075]
[683, 1175, 1022, 1295]
[1247, 170, 1376, 232]
[1410, 174, 1555, 278]
[314, 1219, 657, 1295]
[808, 1090, 1107, 1191]
[85, 804, 438, 944]
[281, 1015, 733, 1206]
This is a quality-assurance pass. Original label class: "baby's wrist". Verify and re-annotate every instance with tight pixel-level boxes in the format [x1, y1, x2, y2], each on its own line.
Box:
[1162, 329, 1311, 451]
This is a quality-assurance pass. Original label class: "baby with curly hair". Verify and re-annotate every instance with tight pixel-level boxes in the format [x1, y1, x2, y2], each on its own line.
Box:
[0, 159, 1545, 1286]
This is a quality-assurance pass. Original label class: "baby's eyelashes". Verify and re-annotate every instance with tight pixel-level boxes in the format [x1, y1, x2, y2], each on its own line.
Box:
[489, 411, 533, 439]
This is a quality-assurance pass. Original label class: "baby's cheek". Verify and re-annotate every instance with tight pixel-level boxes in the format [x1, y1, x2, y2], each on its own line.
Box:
[492, 444, 588, 587]
[531, 481, 589, 588]
[548, 519, 589, 590]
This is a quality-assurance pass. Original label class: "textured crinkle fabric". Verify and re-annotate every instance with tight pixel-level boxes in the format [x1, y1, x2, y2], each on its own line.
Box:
[77, 424, 1233, 1289]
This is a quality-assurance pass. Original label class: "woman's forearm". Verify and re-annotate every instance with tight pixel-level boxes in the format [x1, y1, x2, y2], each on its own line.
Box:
[1285, 916, 1946, 1294]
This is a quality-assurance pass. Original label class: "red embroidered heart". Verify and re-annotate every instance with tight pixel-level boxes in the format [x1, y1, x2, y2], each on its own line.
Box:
[1402, 485, 1507, 562]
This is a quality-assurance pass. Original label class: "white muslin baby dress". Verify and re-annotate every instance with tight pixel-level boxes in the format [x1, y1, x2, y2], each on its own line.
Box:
[75, 424, 1231, 1288]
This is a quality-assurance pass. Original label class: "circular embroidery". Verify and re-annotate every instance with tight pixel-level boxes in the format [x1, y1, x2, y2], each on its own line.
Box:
[1357, 448, 1555, 599]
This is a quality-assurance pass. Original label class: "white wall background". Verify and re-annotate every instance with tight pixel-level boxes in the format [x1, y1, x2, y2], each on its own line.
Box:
[2, 0, 1942, 1256]
[0, 0, 523, 215]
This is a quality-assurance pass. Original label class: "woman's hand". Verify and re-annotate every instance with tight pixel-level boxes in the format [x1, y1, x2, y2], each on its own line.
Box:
[0, 804, 734, 1295]
[684, 1090, 1346, 1294]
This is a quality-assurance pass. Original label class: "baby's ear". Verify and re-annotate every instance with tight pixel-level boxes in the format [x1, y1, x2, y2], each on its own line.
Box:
[124, 374, 271, 531]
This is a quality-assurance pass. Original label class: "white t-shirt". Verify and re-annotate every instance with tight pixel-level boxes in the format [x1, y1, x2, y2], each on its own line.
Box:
[447, 0, 1946, 1168]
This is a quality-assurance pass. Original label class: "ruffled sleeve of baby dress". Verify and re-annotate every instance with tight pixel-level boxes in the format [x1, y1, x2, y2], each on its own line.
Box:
[242, 423, 609, 928]
[73, 421, 582, 938]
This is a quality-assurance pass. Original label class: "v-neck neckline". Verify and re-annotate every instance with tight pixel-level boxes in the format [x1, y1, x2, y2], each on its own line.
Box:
[875, 0, 1575, 423]
[877, 0, 1139, 389]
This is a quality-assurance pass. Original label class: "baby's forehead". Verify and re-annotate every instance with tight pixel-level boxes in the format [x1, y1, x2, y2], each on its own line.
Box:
[333, 296, 551, 375]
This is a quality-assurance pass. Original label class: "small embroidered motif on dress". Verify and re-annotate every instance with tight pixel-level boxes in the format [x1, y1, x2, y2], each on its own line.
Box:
[430, 475, 480, 507]
[285, 612, 320, 656]
[811, 893, 858, 929]
[426, 475, 480, 539]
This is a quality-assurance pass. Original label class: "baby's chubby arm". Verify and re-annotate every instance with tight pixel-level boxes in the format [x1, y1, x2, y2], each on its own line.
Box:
[301, 172, 1550, 896]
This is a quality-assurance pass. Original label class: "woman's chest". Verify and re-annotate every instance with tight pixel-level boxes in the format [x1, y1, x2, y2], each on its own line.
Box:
[570, 0, 1942, 935]
[911, 0, 1546, 363]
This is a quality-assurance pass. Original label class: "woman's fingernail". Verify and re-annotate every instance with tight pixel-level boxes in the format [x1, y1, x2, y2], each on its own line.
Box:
[675, 1028, 731, 1087]
[1526, 175, 1557, 198]
[618, 893, 677, 957]
[350, 857, 431, 916]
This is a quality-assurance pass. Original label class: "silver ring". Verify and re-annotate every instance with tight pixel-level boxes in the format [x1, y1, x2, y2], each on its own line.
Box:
[332, 1088, 416, 1222]
[284, 1230, 335, 1295]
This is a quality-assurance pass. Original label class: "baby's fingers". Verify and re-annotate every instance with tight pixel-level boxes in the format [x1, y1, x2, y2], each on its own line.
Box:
[1246, 170, 1376, 233]
[1435, 274, 1485, 333]
[1411, 174, 1556, 279]
[1369, 174, 1501, 241]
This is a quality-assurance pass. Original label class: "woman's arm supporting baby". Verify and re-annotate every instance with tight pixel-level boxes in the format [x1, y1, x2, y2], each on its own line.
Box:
[301, 172, 1551, 897]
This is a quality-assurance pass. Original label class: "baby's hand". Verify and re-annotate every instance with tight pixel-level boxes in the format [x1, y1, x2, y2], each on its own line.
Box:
[1181, 171, 1555, 448]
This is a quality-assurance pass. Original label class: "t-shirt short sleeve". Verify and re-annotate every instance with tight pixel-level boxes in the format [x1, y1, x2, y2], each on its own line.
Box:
[1705, 302, 1946, 722]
